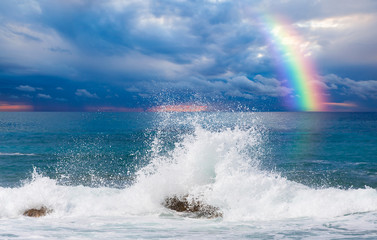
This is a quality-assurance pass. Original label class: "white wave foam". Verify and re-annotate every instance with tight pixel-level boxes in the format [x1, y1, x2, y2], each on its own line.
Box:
[0, 169, 162, 219]
[131, 125, 377, 221]
[0, 152, 36, 156]
[1, 124, 377, 221]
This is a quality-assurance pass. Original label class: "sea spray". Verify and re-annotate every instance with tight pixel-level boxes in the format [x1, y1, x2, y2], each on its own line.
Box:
[0, 112, 376, 222]
[132, 116, 377, 220]
[1, 112, 377, 239]
[133, 124, 263, 215]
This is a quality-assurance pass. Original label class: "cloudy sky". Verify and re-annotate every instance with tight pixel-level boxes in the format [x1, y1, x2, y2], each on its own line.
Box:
[0, 0, 376, 111]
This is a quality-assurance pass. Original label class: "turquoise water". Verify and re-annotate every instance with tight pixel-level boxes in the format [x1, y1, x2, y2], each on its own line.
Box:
[0, 112, 377, 239]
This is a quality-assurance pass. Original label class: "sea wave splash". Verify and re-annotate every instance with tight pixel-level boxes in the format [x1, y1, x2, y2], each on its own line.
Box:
[0, 114, 377, 221]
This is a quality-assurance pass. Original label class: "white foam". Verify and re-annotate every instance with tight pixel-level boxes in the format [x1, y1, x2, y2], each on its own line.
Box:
[0, 170, 162, 219]
[1, 124, 377, 222]
[132, 124, 377, 221]
[0, 152, 36, 156]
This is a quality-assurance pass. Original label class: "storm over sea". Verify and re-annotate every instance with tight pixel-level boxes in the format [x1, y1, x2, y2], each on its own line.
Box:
[0, 112, 377, 239]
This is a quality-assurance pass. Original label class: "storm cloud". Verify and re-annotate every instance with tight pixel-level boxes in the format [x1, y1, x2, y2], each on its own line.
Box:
[0, 0, 376, 111]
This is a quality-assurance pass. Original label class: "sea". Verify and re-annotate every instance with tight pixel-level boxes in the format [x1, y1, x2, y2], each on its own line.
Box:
[0, 112, 376, 239]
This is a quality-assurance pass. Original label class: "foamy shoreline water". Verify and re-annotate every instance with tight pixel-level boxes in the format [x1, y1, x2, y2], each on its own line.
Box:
[1, 200, 377, 239]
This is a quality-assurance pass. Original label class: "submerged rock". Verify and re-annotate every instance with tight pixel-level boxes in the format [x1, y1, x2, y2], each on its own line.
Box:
[163, 195, 223, 218]
[23, 206, 53, 217]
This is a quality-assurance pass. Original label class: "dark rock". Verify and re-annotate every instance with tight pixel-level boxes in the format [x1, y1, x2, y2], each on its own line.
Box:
[23, 206, 53, 217]
[163, 195, 223, 218]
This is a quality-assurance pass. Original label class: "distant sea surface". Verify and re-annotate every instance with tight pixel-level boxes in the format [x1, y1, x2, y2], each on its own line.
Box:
[1, 112, 377, 239]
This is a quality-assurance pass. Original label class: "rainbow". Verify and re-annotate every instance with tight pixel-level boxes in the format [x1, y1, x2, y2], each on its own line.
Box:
[259, 15, 327, 111]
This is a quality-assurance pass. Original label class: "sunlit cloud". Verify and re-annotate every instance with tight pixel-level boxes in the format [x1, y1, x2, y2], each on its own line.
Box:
[324, 102, 357, 108]
[0, 102, 33, 111]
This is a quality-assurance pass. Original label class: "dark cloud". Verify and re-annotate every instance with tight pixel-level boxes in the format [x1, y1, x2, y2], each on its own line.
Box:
[0, 0, 376, 111]
[324, 74, 377, 100]
[9, 30, 42, 42]
[49, 47, 71, 54]
[263, 0, 377, 21]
